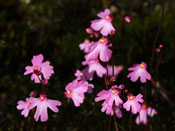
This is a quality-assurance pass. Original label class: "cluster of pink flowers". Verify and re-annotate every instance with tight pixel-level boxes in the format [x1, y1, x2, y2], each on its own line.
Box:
[86, 9, 157, 125]
[17, 54, 61, 122]
[17, 9, 158, 126]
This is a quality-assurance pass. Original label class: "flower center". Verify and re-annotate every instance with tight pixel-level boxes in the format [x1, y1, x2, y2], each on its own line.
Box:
[105, 16, 109, 20]
[129, 96, 134, 100]
[112, 90, 116, 94]
[84, 39, 89, 43]
[80, 73, 83, 77]
[116, 66, 121, 71]
[140, 64, 144, 68]
[27, 102, 31, 106]
[100, 39, 105, 43]
[67, 90, 71, 95]
[40, 96, 45, 101]
[142, 104, 147, 109]
[33, 66, 41, 75]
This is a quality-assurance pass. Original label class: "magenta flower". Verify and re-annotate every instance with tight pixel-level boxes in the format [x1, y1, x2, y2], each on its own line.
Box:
[95, 85, 123, 118]
[135, 104, 157, 125]
[65, 80, 88, 107]
[79, 39, 92, 53]
[74, 67, 94, 81]
[123, 94, 144, 114]
[85, 38, 112, 62]
[82, 59, 106, 78]
[16, 97, 33, 117]
[28, 94, 62, 122]
[101, 102, 122, 118]
[24, 54, 54, 83]
[91, 9, 115, 36]
[105, 65, 123, 77]
[127, 62, 151, 83]
[95, 85, 123, 107]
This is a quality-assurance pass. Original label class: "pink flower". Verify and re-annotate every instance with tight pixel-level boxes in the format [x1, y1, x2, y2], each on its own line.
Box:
[79, 39, 92, 53]
[24, 54, 54, 83]
[101, 102, 122, 118]
[28, 94, 62, 122]
[65, 80, 88, 107]
[85, 38, 112, 62]
[74, 67, 94, 81]
[95, 85, 123, 118]
[135, 103, 157, 125]
[91, 9, 115, 36]
[16, 97, 33, 117]
[123, 94, 144, 114]
[82, 59, 106, 78]
[127, 62, 151, 83]
[124, 16, 131, 23]
[105, 65, 123, 77]
[95, 85, 123, 107]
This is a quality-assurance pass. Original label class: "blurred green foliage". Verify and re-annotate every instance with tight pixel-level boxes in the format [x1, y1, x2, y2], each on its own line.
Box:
[0, 0, 175, 130]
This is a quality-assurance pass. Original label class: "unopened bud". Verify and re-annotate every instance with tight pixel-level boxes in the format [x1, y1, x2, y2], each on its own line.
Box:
[30, 90, 37, 97]
[124, 16, 131, 23]
[86, 27, 93, 34]
[94, 32, 99, 38]
[111, 30, 115, 35]
[159, 44, 163, 48]
[42, 79, 48, 85]
[110, 76, 116, 82]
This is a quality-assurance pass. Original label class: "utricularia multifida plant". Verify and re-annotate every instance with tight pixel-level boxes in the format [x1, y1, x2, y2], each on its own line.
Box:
[17, 9, 158, 126]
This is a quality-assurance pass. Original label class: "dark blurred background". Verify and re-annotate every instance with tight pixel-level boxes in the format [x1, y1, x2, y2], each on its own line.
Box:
[0, 0, 175, 130]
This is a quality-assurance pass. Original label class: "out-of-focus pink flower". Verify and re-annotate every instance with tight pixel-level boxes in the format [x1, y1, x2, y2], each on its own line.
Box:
[91, 9, 115, 36]
[85, 38, 112, 62]
[74, 67, 94, 81]
[105, 65, 123, 77]
[127, 62, 151, 83]
[82, 59, 106, 78]
[123, 94, 144, 114]
[65, 80, 89, 107]
[16, 97, 33, 117]
[124, 16, 131, 23]
[24, 54, 54, 83]
[95, 85, 123, 118]
[28, 94, 61, 122]
[156, 48, 161, 53]
[86, 27, 99, 38]
[101, 102, 122, 118]
[79, 39, 92, 53]
[136, 103, 157, 125]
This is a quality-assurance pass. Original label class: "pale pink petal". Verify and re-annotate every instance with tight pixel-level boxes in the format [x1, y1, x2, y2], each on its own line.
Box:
[47, 100, 61, 112]
[91, 19, 106, 31]
[99, 45, 112, 62]
[34, 104, 41, 121]
[32, 54, 43, 65]
[100, 22, 115, 36]
[40, 103, 48, 122]
[123, 101, 131, 111]
[85, 45, 100, 61]
[41, 61, 54, 80]
[136, 94, 144, 103]
[147, 108, 157, 117]
[24, 66, 33, 75]
[31, 74, 41, 83]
